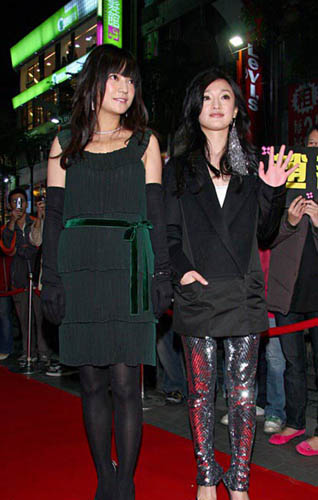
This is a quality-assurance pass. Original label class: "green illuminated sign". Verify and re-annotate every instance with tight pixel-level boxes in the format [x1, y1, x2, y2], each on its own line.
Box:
[10, 0, 97, 68]
[97, 0, 103, 17]
[103, 0, 122, 47]
[12, 54, 88, 109]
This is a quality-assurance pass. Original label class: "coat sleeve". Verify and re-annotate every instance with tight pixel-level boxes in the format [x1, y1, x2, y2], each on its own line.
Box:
[270, 210, 318, 250]
[257, 179, 286, 248]
[29, 219, 43, 247]
[1, 225, 16, 255]
[268, 211, 300, 249]
[163, 161, 194, 279]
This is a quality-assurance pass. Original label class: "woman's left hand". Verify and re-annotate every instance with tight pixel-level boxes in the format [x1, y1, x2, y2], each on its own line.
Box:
[258, 145, 299, 187]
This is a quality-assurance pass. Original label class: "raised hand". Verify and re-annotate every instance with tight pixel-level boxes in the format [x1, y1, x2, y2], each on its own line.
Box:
[287, 196, 306, 227]
[258, 145, 299, 187]
[36, 200, 46, 220]
[10, 207, 22, 222]
[304, 199, 318, 228]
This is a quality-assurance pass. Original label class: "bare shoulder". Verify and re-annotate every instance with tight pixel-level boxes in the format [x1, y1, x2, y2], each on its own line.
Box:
[47, 135, 66, 188]
[50, 135, 63, 155]
[146, 133, 160, 154]
[142, 133, 160, 163]
[143, 132, 162, 184]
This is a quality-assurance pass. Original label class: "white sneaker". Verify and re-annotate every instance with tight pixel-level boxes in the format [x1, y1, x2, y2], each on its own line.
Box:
[220, 413, 229, 425]
[256, 405, 265, 417]
[0, 353, 9, 360]
[221, 406, 264, 426]
[264, 417, 283, 434]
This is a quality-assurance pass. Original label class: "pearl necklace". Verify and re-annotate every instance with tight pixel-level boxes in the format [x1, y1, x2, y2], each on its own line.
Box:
[94, 126, 122, 135]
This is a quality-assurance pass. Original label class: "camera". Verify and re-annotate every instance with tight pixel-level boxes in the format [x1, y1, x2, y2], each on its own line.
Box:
[37, 188, 46, 203]
[16, 197, 23, 209]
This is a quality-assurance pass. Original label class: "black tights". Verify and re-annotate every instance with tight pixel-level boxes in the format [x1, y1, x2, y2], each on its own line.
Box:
[79, 364, 142, 500]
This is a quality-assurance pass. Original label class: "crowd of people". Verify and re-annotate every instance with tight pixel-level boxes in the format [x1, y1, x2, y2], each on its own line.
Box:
[0, 43, 317, 500]
[0, 189, 70, 375]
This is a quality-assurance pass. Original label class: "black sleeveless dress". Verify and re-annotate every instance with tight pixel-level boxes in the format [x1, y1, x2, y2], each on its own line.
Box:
[57, 129, 156, 366]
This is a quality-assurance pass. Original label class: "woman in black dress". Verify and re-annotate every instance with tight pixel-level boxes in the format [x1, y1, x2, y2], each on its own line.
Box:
[41, 44, 171, 500]
[164, 68, 297, 500]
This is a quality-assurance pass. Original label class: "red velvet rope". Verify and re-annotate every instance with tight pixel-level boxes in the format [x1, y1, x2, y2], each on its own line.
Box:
[0, 288, 40, 297]
[0, 296, 316, 336]
[165, 309, 318, 337]
[0, 288, 26, 297]
[265, 318, 318, 337]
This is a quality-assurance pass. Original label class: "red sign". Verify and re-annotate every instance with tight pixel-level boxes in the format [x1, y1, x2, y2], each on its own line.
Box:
[288, 81, 318, 146]
[245, 43, 263, 143]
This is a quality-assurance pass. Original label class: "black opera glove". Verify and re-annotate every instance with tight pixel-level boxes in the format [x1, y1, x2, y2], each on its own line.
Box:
[41, 187, 65, 326]
[146, 183, 173, 318]
[151, 270, 173, 319]
[41, 284, 65, 326]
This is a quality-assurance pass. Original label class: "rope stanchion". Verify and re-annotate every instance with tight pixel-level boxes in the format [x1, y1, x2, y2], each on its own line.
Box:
[20, 262, 36, 375]
[263, 318, 318, 337]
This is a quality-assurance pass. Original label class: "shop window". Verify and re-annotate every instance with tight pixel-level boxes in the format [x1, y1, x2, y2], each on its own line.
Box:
[26, 61, 40, 88]
[74, 23, 97, 59]
[60, 20, 97, 69]
[44, 50, 56, 78]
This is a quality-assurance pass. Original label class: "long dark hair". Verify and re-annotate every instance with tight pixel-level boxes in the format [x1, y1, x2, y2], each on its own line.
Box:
[306, 126, 318, 146]
[172, 67, 257, 192]
[60, 44, 148, 168]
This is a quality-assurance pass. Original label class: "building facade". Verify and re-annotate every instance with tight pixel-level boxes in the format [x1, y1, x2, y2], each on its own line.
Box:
[10, 0, 242, 200]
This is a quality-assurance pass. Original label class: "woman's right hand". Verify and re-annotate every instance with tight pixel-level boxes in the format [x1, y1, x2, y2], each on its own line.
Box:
[180, 270, 208, 286]
[287, 195, 306, 227]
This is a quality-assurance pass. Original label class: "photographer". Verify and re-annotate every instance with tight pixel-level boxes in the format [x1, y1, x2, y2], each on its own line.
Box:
[2, 188, 51, 367]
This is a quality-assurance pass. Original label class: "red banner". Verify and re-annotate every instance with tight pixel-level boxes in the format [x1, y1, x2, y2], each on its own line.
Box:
[288, 81, 318, 146]
[244, 43, 263, 143]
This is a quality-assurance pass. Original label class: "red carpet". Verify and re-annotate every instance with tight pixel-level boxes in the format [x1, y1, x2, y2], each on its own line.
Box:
[0, 366, 316, 500]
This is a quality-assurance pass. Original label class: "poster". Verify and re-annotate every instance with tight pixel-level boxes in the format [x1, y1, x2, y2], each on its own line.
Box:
[288, 81, 318, 146]
[261, 146, 318, 206]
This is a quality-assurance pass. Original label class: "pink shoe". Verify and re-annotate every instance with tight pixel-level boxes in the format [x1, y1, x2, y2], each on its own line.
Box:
[269, 429, 305, 445]
[296, 440, 318, 456]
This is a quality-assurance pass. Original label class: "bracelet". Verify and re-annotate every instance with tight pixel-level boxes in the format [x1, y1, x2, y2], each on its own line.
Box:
[153, 270, 170, 278]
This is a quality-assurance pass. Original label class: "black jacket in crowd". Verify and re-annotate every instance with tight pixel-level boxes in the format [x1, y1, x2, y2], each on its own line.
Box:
[2, 215, 40, 289]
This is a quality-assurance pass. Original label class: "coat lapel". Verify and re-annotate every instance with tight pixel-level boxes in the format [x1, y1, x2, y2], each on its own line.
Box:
[222, 174, 256, 226]
[187, 152, 244, 272]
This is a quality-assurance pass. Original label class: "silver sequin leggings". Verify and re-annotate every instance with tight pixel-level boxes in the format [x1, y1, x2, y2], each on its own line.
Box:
[182, 334, 260, 491]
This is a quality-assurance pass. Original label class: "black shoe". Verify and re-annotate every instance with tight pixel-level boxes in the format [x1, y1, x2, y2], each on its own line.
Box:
[45, 362, 78, 377]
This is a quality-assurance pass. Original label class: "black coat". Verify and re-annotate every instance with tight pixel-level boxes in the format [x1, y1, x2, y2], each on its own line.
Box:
[163, 154, 286, 338]
[2, 215, 40, 289]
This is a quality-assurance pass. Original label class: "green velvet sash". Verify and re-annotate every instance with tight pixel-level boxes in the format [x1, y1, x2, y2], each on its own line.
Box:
[64, 218, 153, 315]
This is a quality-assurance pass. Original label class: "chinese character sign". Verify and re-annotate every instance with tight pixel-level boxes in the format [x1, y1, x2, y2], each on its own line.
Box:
[103, 0, 122, 48]
[261, 146, 318, 205]
[288, 81, 318, 146]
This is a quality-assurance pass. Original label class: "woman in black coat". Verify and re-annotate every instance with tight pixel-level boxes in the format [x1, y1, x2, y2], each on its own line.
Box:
[163, 68, 297, 500]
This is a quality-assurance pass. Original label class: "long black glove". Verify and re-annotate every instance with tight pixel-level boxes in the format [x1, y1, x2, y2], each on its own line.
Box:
[41, 187, 65, 325]
[146, 183, 173, 318]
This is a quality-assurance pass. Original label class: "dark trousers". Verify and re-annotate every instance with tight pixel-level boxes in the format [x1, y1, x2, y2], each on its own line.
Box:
[13, 290, 50, 356]
[275, 311, 318, 434]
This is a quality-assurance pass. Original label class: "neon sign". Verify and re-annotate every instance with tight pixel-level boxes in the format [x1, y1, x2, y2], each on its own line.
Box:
[12, 54, 88, 109]
[10, 0, 97, 68]
[102, 0, 122, 47]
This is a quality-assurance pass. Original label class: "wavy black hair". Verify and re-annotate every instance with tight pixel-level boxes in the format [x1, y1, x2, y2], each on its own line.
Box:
[60, 44, 148, 168]
[172, 67, 257, 193]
